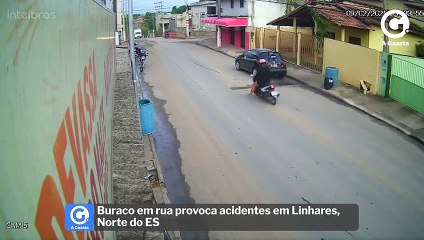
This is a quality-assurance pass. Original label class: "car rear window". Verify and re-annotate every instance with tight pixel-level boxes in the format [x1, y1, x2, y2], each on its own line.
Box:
[259, 52, 283, 62]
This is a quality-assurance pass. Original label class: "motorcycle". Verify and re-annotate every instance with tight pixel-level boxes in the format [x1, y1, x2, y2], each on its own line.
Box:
[254, 83, 280, 105]
[140, 53, 146, 72]
[135, 50, 148, 72]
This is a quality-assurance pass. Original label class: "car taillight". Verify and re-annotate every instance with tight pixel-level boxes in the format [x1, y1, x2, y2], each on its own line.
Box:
[283, 60, 288, 65]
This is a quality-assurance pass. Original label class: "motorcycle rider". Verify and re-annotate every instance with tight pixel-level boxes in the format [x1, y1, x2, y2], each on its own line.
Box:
[250, 59, 271, 94]
[134, 43, 144, 57]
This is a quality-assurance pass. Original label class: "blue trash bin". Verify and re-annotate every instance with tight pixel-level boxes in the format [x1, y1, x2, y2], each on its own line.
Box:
[325, 67, 339, 86]
[139, 99, 154, 135]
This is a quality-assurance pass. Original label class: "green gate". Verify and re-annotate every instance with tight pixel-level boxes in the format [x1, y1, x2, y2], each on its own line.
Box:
[389, 55, 424, 115]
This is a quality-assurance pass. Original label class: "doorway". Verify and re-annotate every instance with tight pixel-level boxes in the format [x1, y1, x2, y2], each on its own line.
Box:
[241, 27, 246, 49]
[231, 28, 235, 45]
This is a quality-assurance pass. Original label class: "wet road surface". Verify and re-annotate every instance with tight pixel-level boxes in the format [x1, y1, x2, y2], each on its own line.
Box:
[140, 38, 424, 240]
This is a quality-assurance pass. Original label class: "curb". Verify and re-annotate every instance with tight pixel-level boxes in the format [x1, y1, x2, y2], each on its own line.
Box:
[144, 135, 182, 240]
[286, 74, 421, 142]
[195, 42, 235, 58]
[132, 49, 182, 240]
[195, 42, 424, 144]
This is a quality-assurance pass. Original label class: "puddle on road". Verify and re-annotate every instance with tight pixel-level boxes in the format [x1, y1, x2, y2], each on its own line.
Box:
[139, 75, 209, 240]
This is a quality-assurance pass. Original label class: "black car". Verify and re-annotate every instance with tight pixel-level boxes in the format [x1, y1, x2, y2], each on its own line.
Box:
[235, 49, 287, 78]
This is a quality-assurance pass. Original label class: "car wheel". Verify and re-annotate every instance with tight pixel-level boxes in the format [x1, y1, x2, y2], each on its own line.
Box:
[235, 61, 241, 71]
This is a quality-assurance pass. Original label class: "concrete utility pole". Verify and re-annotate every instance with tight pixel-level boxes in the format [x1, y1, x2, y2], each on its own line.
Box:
[382, 0, 389, 53]
[183, 0, 190, 38]
[128, 0, 136, 80]
[162, 18, 165, 36]
[122, 0, 127, 42]
[217, 0, 221, 47]
[155, 1, 165, 36]
[154, 1, 163, 13]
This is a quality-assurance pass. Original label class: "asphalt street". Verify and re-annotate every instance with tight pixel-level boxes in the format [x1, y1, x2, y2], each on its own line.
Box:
[140, 38, 424, 240]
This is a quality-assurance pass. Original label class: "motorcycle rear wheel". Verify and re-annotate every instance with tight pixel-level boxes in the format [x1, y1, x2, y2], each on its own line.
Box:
[270, 97, 277, 105]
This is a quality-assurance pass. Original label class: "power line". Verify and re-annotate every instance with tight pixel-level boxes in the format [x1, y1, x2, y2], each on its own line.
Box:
[154, 1, 164, 13]
[132, 7, 173, 12]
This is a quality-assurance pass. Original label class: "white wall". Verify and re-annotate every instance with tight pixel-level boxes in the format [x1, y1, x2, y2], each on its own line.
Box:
[248, 0, 286, 27]
[117, 0, 125, 41]
[191, 5, 207, 30]
[218, 0, 286, 27]
[221, 0, 248, 17]
[156, 13, 174, 31]
[191, 4, 216, 30]
[174, 13, 189, 28]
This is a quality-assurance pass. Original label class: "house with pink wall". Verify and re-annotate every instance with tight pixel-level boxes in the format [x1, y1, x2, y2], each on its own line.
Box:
[201, 0, 287, 50]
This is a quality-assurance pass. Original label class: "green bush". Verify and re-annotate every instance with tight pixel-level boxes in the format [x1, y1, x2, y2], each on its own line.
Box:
[156, 27, 163, 37]
[311, 9, 330, 38]
[416, 42, 424, 58]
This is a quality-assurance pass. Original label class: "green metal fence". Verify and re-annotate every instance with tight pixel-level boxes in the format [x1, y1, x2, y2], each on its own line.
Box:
[389, 55, 424, 115]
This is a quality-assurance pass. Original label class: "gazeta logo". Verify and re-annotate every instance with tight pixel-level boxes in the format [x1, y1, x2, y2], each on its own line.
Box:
[381, 10, 410, 46]
[65, 204, 95, 231]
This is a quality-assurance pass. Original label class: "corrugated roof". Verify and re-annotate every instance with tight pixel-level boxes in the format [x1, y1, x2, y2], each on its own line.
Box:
[268, 0, 424, 35]
[315, 7, 371, 29]
[268, 1, 375, 29]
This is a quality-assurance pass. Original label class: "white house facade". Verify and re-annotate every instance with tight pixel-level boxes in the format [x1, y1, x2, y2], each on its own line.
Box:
[201, 0, 286, 49]
[190, 0, 217, 31]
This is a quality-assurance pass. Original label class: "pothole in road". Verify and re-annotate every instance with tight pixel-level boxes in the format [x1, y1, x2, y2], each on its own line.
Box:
[230, 85, 251, 90]
[273, 78, 299, 86]
[230, 78, 300, 90]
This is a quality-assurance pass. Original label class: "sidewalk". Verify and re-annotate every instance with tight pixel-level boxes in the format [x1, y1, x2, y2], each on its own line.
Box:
[195, 38, 424, 144]
[113, 48, 165, 240]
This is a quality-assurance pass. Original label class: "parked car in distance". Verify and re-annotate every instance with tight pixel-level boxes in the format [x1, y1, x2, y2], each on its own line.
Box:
[235, 49, 287, 78]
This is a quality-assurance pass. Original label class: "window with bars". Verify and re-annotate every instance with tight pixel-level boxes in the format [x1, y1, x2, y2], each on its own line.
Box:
[349, 36, 361, 46]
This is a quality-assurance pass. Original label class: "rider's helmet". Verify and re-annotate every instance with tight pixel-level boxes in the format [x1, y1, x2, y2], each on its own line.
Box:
[258, 59, 267, 68]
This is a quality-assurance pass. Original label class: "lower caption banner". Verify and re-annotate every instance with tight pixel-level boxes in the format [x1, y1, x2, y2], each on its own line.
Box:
[79, 204, 359, 231]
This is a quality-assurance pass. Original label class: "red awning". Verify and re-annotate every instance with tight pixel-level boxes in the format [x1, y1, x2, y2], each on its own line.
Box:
[200, 17, 218, 24]
[215, 17, 248, 27]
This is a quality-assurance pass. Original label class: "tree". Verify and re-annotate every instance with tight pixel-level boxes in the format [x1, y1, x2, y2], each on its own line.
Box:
[171, 5, 187, 14]
[142, 21, 149, 37]
[311, 9, 330, 38]
[286, 0, 306, 14]
[140, 12, 156, 36]
[143, 12, 156, 31]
